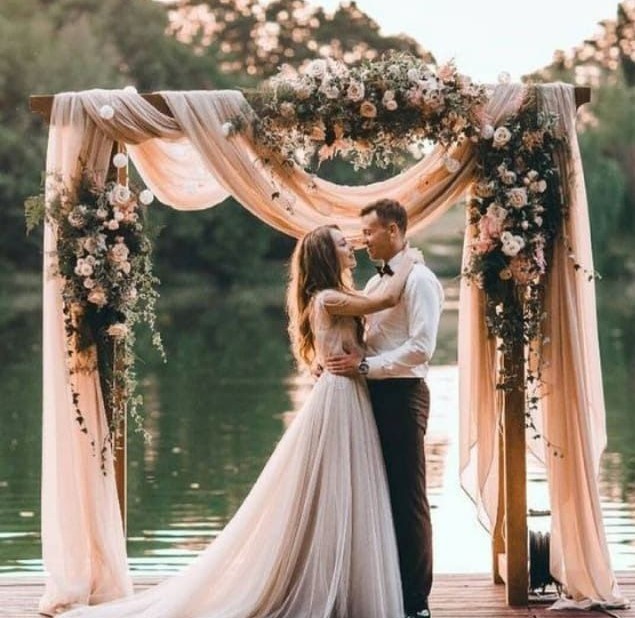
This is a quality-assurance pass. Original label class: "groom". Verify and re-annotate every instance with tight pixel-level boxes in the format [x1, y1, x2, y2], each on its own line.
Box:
[326, 199, 444, 618]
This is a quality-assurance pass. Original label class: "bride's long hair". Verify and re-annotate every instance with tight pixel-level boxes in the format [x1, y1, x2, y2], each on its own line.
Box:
[287, 225, 362, 368]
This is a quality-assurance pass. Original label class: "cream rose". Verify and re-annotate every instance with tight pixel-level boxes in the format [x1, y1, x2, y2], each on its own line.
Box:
[508, 187, 528, 208]
[88, 287, 107, 307]
[493, 126, 512, 148]
[347, 81, 365, 102]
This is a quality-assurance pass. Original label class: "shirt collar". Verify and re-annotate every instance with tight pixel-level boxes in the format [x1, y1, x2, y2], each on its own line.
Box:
[385, 245, 408, 270]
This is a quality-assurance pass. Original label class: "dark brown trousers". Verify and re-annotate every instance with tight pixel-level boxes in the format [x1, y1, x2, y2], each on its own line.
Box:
[367, 378, 432, 614]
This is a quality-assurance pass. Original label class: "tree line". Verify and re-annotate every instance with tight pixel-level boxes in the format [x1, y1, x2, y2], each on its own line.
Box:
[1, 0, 632, 283]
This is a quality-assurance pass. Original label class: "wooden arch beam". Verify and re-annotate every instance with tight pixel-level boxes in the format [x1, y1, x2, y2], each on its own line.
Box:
[29, 86, 591, 124]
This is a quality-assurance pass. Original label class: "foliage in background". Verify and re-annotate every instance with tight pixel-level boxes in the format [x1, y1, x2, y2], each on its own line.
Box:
[528, 0, 635, 277]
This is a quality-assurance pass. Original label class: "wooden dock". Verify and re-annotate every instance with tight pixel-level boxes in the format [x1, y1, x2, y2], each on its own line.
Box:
[1, 572, 633, 617]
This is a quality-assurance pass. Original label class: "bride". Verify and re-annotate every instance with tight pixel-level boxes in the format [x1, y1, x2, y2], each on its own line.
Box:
[62, 224, 416, 618]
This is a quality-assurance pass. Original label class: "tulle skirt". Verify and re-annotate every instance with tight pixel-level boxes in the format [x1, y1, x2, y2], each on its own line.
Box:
[63, 373, 403, 618]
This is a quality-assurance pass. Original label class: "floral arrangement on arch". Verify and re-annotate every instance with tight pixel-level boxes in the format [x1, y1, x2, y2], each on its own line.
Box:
[244, 51, 488, 170]
[464, 92, 566, 439]
[37, 162, 164, 468]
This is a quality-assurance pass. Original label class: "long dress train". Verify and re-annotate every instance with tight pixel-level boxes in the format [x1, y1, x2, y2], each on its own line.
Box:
[63, 291, 404, 618]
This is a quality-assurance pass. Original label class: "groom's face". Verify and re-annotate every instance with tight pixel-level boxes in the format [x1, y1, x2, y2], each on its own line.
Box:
[361, 211, 394, 262]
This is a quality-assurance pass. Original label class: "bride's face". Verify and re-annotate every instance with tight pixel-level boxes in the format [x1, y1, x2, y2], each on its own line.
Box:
[330, 228, 356, 272]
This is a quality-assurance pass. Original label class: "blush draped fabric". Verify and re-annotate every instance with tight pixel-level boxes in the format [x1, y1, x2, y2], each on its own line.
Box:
[39, 83, 626, 615]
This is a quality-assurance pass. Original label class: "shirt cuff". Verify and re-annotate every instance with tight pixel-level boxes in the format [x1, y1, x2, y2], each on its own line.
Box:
[366, 355, 387, 379]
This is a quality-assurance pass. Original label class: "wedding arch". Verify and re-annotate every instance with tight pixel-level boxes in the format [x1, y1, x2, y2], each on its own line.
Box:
[29, 55, 627, 615]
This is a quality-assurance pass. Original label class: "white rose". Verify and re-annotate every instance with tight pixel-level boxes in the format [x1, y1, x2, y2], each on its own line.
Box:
[306, 59, 327, 79]
[501, 239, 521, 257]
[346, 80, 365, 102]
[105, 219, 119, 231]
[501, 170, 517, 185]
[113, 209, 125, 222]
[96, 207, 108, 220]
[521, 220, 529, 230]
[382, 90, 396, 103]
[108, 184, 131, 206]
[508, 187, 528, 208]
[493, 126, 512, 148]
[384, 99, 398, 111]
[83, 278, 96, 289]
[534, 215, 543, 227]
[107, 323, 128, 339]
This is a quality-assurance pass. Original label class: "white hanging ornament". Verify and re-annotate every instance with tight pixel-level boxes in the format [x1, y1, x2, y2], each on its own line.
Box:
[112, 153, 128, 168]
[99, 104, 115, 119]
[443, 155, 460, 173]
[497, 71, 511, 84]
[139, 189, 154, 205]
[221, 122, 234, 137]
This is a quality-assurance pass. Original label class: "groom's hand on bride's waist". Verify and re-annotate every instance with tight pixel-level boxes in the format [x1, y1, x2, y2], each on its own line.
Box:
[325, 351, 364, 377]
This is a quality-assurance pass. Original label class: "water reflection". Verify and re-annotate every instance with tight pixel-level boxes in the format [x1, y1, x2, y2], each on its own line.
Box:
[0, 278, 634, 573]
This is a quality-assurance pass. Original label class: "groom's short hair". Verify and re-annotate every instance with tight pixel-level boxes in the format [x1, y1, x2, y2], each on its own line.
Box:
[360, 199, 408, 235]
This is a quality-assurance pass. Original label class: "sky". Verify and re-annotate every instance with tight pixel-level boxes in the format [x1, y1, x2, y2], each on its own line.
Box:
[313, 0, 619, 82]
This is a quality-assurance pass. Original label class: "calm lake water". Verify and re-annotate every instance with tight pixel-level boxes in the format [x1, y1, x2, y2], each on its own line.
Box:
[1, 272, 634, 575]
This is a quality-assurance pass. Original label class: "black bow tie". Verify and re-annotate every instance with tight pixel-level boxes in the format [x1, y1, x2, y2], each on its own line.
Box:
[375, 263, 394, 277]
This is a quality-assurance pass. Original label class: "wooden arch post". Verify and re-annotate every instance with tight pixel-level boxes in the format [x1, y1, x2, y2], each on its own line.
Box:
[491, 86, 591, 606]
[30, 85, 591, 603]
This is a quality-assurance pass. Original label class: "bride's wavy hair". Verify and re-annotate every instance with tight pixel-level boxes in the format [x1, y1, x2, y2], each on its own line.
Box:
[287, 225, 363, 368]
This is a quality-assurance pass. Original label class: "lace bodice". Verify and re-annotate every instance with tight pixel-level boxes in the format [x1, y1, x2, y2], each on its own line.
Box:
[311, 290, 364, 366]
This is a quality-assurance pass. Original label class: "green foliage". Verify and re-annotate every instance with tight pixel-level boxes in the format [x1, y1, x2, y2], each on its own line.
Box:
[23, 193, 45, 235]
[529, 2, 635, 277]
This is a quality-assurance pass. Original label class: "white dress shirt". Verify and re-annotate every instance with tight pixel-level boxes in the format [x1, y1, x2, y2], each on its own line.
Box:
[364, 249, 444, 379]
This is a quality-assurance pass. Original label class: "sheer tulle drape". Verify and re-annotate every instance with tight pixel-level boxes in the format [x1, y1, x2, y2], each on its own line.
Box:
[40, 83, 624, 615]
[40, 95, 133, 616]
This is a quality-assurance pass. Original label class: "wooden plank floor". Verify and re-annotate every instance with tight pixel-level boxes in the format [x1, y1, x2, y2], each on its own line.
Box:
[1, 572, 633, 617]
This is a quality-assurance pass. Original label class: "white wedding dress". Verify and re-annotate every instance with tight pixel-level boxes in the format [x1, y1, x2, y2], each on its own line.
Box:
[64, 292, 403, 618]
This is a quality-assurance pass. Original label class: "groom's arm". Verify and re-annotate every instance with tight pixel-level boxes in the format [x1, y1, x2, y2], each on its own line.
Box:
[366, 269, 443, 379]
